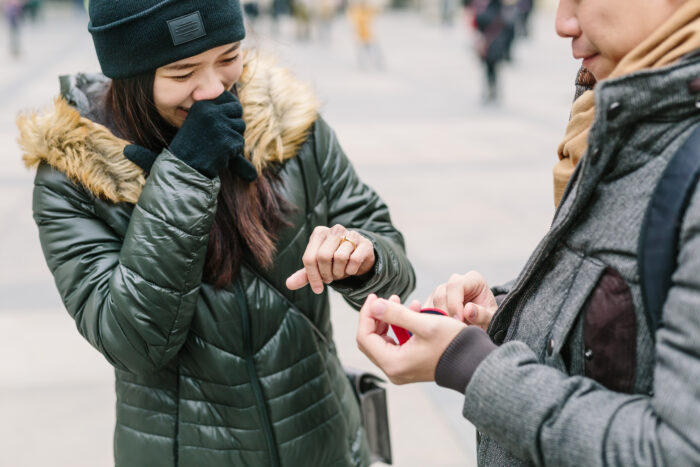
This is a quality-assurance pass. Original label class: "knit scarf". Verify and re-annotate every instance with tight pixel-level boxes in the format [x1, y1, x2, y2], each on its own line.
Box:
[553, 0, 700, 206]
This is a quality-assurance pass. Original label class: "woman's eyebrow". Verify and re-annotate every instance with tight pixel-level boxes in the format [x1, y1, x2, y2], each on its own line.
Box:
[162, 61, 198, 71]
[220, 43, 241, 56]
[163, 44, 241, 71]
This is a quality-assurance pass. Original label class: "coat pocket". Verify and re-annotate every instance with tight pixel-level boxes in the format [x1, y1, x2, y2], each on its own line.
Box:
[582, 267, 636, 393]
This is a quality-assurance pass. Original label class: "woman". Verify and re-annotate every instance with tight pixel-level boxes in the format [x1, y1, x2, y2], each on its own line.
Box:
[18, 1, 415, 466]
[358, 0, 700, 465]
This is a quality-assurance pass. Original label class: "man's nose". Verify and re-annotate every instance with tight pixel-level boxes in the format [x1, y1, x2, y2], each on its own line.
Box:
[555, 0, 581, 39]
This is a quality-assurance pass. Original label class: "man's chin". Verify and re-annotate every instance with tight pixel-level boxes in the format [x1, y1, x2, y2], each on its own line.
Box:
[585, 57, 615, 82]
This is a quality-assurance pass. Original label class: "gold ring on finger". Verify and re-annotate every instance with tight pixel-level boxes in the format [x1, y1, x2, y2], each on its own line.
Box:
[339, 235, 357, 250]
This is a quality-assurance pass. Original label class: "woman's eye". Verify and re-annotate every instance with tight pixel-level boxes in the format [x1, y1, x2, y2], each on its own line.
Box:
[221, 55, 239, 64]
[172, 72, 194, 81]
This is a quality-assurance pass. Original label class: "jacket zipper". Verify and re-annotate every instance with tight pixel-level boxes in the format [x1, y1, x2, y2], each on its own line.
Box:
[234, 280, 281, 467]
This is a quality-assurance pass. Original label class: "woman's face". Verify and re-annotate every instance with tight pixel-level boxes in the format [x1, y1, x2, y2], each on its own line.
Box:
[153, 42, 243, 128]
[555, 0, 684, 80]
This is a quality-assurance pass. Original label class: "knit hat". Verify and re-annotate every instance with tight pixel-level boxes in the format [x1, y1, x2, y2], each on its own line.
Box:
[88, 0, 246, 79]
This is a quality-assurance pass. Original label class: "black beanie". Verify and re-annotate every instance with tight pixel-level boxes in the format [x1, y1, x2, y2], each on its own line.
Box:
[88, 0, 246, 79]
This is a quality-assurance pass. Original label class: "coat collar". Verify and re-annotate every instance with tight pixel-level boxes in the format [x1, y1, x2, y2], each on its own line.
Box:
[591, 53, 700, 134]
[17, 52, 320, 204]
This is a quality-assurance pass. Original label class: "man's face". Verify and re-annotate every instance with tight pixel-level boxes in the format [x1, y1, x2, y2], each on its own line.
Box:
[555, 0, 684, 80]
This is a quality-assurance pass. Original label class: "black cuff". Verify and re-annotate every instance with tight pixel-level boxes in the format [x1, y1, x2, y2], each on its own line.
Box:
[435, 326, 497, 394]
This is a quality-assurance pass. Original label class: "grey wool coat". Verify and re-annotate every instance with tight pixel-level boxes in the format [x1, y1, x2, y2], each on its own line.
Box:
[467, 55, 700, 466]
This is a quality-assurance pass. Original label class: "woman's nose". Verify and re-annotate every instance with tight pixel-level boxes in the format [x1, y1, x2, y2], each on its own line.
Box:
[192, 72, 226, 102]
[555, 0, 581, 38]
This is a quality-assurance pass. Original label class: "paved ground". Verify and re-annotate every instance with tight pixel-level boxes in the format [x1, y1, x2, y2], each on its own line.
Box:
[0, 4, 579, 466]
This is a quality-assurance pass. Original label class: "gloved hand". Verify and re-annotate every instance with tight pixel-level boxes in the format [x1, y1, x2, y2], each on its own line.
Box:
[124, 91, 257, 181]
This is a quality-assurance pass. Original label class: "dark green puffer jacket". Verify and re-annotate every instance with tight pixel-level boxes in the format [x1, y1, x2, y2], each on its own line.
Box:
[19, 56, 415, 467]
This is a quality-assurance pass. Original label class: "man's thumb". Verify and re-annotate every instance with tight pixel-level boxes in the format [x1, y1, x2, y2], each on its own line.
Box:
[370, 300, 425, 335]
[464, 302, 491, 329]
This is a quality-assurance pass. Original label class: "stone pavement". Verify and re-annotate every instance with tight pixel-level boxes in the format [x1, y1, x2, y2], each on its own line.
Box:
[0, 4, 579, 466]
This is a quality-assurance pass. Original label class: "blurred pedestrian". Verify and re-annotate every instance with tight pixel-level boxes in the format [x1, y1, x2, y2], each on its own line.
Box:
[17, 0, 415, 465]
[3, 0, 22, 58]
[515, 0, 533, 38]
[270, 0, 289, 36]
[440, 0, 455, 26]
[291, 0, 312, 40]
[358, 0, 700, 466]
[472, 0, 515, 103]
[242, 0, 260, 27]
[317, 0, 338, 43]
[348, 0, 383, 69]
[21, 0, 41, 22]
[72, 0, 85, 14]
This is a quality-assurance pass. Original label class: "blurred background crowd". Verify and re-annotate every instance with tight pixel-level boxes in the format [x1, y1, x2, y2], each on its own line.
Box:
[4, 0, 539, 103]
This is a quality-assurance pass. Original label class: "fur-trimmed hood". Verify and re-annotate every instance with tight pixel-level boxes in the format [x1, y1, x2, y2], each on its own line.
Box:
[17, 52, 320, 205]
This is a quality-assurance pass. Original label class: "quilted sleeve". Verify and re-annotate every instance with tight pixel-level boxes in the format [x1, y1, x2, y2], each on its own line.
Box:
[312, 117, 416, 308]
[33, 150, 219, 373]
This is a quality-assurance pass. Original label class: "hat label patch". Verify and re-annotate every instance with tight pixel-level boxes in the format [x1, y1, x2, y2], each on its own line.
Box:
[167, 11, 206, 46]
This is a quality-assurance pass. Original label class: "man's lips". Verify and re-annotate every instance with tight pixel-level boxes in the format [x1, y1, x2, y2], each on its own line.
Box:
[573, 50, 598, 60]
[572, 38, 597, 59]
[572, 48, 599, 69]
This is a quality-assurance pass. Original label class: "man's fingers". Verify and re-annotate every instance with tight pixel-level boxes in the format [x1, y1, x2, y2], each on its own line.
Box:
[431, 284, 447, 311]
[464, 302, 493, 330]
[369, 299, 429, 337]
[408, 300, 422, 312]
[446, 276, 468, 317]
[285, 269, 309, 290]
[357, 295, 399, 364]
[423, 293, 435, 308]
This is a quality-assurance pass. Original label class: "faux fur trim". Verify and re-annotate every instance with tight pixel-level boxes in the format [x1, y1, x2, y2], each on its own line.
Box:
[18, 97, 145, 204]
[238, 52, 320, 173]
[17, 52, 320, 204]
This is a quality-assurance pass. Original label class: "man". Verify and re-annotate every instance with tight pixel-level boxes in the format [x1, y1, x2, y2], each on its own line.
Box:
[358, 0, 700, 465]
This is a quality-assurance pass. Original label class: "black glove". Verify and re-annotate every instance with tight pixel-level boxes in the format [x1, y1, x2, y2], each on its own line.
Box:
[124, 92, 257, 181]
[169, 91, 249, 179]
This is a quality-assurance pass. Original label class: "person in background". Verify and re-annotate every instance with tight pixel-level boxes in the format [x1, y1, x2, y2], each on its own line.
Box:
[291, 0, 312, 40]
[358, 0, 700, 465]
[242, 0, 260, 28]
[515, 0, 533, 37]
[18, 0, 415, 465]
[21, 0, 41, 22]
[3, 0, 23, 58]
[317, 0, 338, 43]
[472, 0, 516, 103]
[270, 0, 289, 36]
[347, 0, 383, 69]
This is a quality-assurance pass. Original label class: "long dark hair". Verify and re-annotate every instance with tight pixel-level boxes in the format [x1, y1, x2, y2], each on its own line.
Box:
[106, 72, 292, 288]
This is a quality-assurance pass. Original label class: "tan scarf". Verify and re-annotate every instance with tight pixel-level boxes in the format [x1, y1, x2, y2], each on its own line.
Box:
[554, 0, 700, 206]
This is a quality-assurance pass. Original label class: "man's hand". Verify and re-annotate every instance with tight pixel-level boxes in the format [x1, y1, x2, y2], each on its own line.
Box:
[356, 294, 466, 384]
[424, 271, 497, 330]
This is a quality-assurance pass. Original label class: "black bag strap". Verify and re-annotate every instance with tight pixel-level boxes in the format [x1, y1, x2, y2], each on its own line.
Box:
[639, 125, 700, 334]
